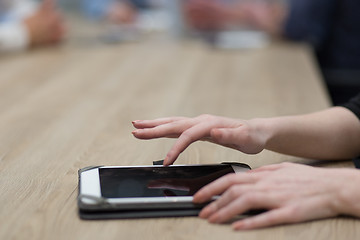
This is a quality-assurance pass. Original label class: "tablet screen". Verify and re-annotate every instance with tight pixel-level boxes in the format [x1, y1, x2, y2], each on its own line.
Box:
[99, 165, 235, 198]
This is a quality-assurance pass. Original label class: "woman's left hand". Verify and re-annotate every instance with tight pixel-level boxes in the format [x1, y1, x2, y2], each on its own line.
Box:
[193, 162, 360, 230]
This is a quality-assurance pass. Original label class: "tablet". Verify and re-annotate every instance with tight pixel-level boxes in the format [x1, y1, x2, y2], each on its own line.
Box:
[78, 163, 250, 213]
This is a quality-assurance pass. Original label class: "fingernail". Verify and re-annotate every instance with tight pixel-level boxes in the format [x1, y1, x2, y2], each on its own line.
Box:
[199, 205, 214, 219]
[193, 192, 204, 203]
[198, 208, 209, 218]
[132, 130, 138, 134]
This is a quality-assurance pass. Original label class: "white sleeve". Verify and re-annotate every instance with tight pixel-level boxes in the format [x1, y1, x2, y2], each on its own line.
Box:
[0, 21, 29, 52]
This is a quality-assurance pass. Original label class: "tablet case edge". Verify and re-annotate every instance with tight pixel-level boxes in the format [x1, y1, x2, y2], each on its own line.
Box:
[77, 162, 251, 220]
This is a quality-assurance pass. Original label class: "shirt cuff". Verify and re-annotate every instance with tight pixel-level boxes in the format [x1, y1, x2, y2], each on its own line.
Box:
[0, 21, 30, 52]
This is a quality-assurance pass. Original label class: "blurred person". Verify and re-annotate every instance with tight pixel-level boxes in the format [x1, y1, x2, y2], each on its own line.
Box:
[131, 93, 360, 229]
[0, 0, 65, 53]
[82, 0, 155, 24]
[184, 0, 360, 105]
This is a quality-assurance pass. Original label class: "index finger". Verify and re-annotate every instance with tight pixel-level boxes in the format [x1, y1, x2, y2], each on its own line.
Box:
[132, 117, 186, 129]
[163, 121, 221, 165]
[193, 172, 261, 203]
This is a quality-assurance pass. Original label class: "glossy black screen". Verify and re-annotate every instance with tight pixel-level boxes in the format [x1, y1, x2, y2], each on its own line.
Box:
[99, 165, 235, 198]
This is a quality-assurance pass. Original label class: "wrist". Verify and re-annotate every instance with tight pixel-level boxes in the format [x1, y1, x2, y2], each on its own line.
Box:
[249, 117, 276, 151]
[333, 169, 360, 217]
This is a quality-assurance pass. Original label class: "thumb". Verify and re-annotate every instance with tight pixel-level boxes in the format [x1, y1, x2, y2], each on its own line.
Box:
[210, 127, 238, 145]
[211, 127, 264, 154]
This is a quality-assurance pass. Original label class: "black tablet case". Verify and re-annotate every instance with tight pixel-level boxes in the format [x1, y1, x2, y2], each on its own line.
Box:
[78, 162, 251, 220]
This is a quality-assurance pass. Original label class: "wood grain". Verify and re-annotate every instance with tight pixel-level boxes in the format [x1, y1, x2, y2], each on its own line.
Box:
[0, 36, 358, 240]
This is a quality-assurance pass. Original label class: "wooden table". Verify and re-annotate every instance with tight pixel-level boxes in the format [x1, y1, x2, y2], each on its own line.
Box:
[0, 35, 358, 239]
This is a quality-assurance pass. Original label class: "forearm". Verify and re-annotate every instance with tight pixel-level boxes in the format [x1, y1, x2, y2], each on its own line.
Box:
[232, 0, 289, 36]
[257, 107, 360, 160]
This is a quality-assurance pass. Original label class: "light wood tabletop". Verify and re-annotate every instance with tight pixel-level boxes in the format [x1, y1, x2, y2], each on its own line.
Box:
[0, 33, 358, 240]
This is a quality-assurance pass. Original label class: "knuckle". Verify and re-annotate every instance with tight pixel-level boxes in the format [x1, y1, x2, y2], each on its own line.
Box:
[256, 181, 272, 191]
[227, 185, 241, 198]
[242, 193, 259, 204]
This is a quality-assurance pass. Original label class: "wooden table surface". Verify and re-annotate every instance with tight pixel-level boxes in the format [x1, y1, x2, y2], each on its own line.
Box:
[0, 34, 358, 239]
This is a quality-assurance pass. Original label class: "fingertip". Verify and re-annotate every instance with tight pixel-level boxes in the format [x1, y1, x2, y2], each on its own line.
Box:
[163, 150, 180, 166]
[232, 221, 244, 230]
[192, 192, 201, 202]
[193, 196, 204, 205]
[193, 189, 208, 203]
[198, 206, 212, 219]
[163, 156, 172, 166]
[208, 212, 223, 223]
[232, 220, 253, 230]
[131, 129, 144, 138]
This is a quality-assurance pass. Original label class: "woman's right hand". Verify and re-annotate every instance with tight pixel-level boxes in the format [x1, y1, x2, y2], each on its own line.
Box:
[132, 114, 269, 165]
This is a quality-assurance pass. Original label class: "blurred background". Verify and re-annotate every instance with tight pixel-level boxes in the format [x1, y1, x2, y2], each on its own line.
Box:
[59, 0, 276, 48]
[1, 0, 360, 105]
[1, 0, 285, 50]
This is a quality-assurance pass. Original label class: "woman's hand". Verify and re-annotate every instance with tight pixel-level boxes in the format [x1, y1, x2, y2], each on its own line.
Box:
[193, 162, 360, 230]
[132, 114, 268, 165]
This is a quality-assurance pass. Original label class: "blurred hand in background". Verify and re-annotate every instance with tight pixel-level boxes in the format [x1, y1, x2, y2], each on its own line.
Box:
[106, 1, 137, 24]
[24, 0, 65, 48]
[184, 0, 286, 35]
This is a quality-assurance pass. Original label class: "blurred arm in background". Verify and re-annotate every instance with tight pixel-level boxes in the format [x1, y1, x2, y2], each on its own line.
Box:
[183, 0, 337, 41]
[184, 0, 287, 35]
[185, 0, 360, 105]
